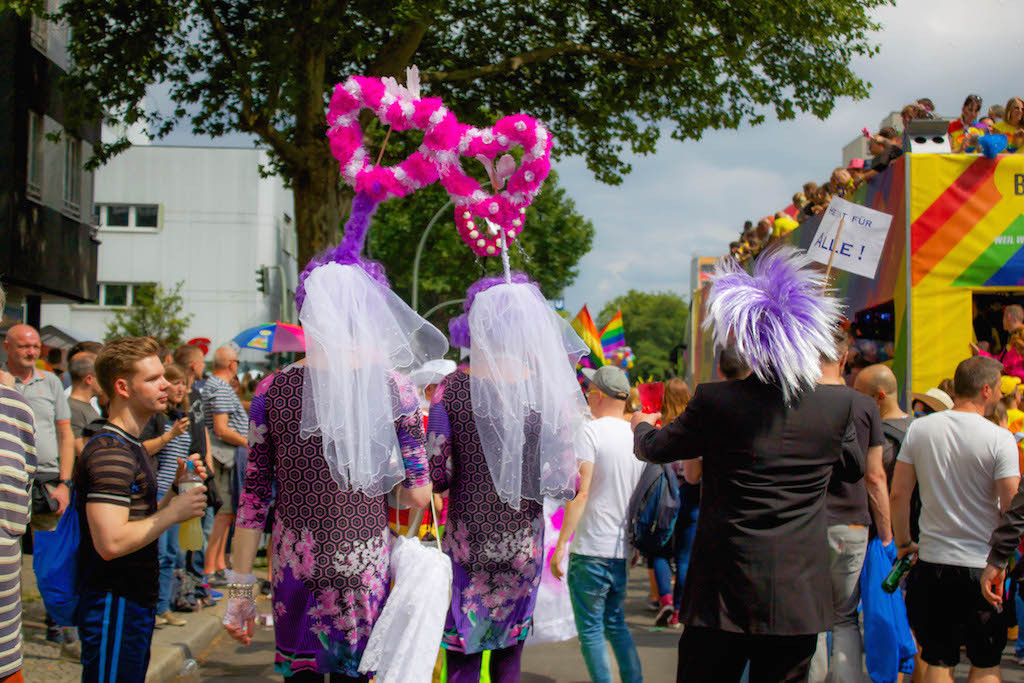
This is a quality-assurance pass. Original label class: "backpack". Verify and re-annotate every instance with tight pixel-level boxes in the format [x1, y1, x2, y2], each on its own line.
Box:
[170, 569, 200, 612]
[881, 419, 922, 542]
[627, 463, 681, 555]
[33, 433, 127, 626]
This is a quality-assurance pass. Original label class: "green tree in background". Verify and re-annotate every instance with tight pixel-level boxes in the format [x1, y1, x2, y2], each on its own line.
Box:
[599, 290, 689, 380]
[30, 0, 885, 266]
[105, 281, 193, 344]
[372, 170, 594, 331]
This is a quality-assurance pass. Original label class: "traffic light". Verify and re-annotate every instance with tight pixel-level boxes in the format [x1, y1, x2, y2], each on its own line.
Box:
[256, 266, 269, 295]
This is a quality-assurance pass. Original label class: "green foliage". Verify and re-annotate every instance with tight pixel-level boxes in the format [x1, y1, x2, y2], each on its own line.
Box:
[51, 0, 887, 264]
[371, 169, 594, 332]
[598, 290, 689, 380]
[105, 281, 193, 345]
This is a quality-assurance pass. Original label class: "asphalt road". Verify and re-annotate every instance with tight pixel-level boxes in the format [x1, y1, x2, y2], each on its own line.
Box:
[180, 566, 1024, 682]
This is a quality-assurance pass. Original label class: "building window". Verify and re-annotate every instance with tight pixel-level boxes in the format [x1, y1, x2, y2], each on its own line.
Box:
[85, 282, 157, 308]
[135, 205, 159, 228]
[30, 12, 48, 52]
[95, 203, 161, 230]
[63, 136, 82, 217]
[106, 205, 130, 227]
[103, 284, 128, 307]
[26, 112, 44, 200]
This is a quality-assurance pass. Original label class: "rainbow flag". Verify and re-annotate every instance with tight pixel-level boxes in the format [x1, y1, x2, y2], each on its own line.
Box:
[571, 305, 605, 368]
[599, 310, 625, 355]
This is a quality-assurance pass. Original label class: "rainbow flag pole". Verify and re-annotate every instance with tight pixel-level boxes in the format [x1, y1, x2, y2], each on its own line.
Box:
[599, 310, 625, 357]
[571, 305, 606, 369]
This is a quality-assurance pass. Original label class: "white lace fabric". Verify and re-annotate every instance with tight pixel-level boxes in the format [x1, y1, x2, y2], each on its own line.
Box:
[469, 283, 591, 509]
[299, 263, 448, 496]
[358, 536, 452, 681]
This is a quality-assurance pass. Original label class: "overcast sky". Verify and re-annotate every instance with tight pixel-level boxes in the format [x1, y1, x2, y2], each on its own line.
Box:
[159, 0, 1020, 317]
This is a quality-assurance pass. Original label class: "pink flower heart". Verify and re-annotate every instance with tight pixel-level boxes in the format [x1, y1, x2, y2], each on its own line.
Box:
[454, 207, 526, 257]
[326, 75, 459, 203]
[429, 114, 552, 256]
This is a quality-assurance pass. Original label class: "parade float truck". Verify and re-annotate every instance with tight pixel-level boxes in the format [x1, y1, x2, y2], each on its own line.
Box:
[690, 146, 1024, 404]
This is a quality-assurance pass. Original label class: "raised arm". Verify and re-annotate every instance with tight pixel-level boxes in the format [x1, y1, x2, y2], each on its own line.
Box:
[633, 385, 709, 464]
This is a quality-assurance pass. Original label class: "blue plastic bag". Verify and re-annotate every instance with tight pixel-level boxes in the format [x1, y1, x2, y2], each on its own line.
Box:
[861, 538, 916, 682]
[32, 491, 81, 626]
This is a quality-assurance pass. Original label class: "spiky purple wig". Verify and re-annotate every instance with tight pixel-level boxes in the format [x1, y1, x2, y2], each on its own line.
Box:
[448, 271, 536, 349]
[295, 192, 389, 313]
[703, 246, 842, 402]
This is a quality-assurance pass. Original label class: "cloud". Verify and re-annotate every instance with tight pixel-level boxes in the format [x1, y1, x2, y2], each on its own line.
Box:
[558, 0, 1019, 314]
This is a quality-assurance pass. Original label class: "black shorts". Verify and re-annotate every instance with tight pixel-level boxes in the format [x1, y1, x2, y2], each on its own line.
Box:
[905, 560, 1007, 668]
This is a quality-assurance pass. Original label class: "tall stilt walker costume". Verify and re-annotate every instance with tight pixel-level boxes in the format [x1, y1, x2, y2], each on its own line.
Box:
[424, 112, 593, 680]
[225, 69, 455, 681]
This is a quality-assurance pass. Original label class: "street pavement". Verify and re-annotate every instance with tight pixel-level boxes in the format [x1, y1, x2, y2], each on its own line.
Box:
[176, 566, 1024, 682]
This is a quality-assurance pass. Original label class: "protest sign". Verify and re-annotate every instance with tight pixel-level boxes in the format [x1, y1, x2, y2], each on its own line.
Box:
[807, 197, 894, 280]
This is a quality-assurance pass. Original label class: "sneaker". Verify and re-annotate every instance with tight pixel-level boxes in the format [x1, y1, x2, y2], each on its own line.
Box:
[60, 639, 82, 662]
[655, 596, 674, 628]
[668, 611, 681, 629]
[646, 600, 660, 612]
[209, 589, 223, 600]
[158, 611, 187, 627]
[207, 570, 228, 587]
[45, 626, 63, 644]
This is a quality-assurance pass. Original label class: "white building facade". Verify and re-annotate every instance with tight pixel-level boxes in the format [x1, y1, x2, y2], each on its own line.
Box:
[41, 145, 298, 360]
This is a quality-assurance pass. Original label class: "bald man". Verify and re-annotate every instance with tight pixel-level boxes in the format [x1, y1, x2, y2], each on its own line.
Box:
[200, 345, 248, 586]
[2, 325, 74, 521]
[854, 364, 913, 487]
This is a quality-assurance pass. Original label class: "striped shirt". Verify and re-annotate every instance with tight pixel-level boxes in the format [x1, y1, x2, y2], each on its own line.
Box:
[0, 386, 35, 677]
[202, 375, 247, 435]
[0, 387, 36, 536]
[156, 422, 191, 497]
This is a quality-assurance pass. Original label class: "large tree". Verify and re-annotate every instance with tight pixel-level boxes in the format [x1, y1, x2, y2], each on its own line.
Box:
[46, 0, 884, 266]
[599, 290, 689, 380]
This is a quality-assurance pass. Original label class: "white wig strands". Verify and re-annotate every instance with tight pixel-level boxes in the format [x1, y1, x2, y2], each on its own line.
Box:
[703, 246, 843, 403]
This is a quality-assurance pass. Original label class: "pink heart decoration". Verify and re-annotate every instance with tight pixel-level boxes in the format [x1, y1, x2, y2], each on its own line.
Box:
[326, 75, 462, 203]
[455, 207, 527, 257]
[428, 114, 552, 255]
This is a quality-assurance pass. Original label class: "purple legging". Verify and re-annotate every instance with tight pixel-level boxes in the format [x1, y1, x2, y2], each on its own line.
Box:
[447, 642, 526, 683]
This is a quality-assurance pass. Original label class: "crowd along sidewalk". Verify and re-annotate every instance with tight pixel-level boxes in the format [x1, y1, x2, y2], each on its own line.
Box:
[20, 561, 230, 682]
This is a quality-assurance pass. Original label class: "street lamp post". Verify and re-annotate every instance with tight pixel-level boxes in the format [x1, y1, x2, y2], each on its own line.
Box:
[422, 298, 466, 319]
[411, 199, 453, 312]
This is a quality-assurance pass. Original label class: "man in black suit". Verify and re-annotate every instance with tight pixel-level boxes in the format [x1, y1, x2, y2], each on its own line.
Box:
[632, 365, 864, 682]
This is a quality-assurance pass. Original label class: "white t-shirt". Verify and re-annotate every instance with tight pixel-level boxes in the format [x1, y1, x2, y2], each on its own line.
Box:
[571, 417, 646, 559]
[897, 410, 1019, 568]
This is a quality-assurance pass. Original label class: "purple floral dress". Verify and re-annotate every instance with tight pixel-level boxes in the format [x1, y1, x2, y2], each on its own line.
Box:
[427, 369, 545, 654]
[238, 364, 429, 678]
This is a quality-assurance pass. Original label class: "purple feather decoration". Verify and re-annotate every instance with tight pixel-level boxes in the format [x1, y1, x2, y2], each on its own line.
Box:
[449, 271, 536, 348]
[704, 246, 842, 402]
[295, 191, 388, 313]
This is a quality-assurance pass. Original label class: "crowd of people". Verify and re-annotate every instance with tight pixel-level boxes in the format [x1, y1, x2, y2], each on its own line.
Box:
[727, 94, 1024, 264]
[3, 249, 1024, 683]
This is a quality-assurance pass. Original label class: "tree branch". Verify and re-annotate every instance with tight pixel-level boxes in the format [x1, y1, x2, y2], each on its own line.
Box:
[420, 42, 688, 83]
[369, 16, 433, 78]
[196, 0, 301, 167]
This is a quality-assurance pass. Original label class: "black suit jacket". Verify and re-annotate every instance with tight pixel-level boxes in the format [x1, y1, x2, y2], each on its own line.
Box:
[634, 376, 863, 635]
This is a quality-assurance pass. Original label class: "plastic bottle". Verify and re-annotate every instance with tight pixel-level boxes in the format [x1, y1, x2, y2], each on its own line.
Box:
[881, 554, 915, 593]
[177, 459, 205, 551]
[179, 658, 199, 678]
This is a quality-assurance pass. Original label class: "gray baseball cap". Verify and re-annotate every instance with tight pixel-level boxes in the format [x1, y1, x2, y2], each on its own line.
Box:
[582, 366, 630, 400]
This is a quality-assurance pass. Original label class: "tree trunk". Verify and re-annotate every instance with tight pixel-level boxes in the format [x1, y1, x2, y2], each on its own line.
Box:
[292, 154, 351, 268]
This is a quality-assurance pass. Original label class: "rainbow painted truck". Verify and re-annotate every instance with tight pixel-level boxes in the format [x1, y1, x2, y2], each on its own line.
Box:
[689, 152, 1024, 403]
